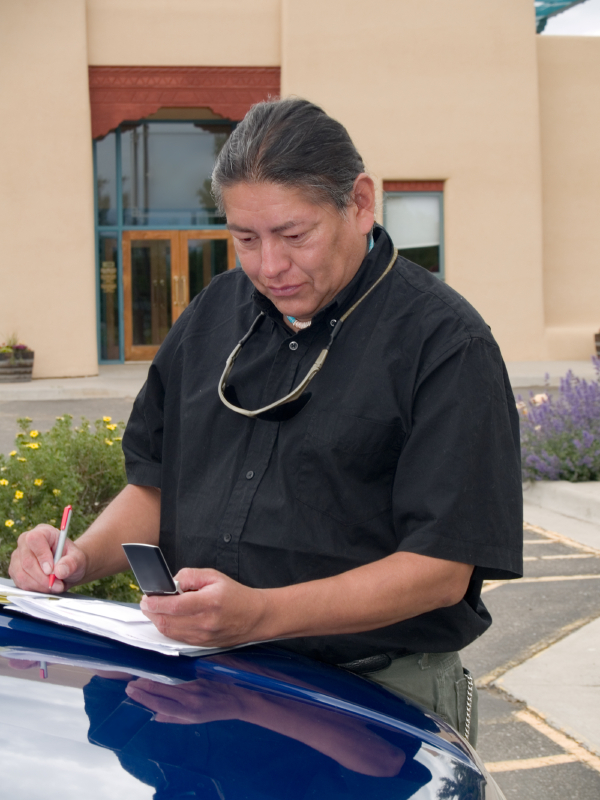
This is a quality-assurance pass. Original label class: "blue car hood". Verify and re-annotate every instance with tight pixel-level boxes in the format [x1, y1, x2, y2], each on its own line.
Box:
[0, 610, 487, 800]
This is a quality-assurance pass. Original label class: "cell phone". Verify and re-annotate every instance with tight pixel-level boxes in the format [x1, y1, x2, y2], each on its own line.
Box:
[122, 543, 182, 596]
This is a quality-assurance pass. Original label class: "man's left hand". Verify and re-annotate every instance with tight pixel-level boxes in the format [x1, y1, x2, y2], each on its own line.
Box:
[140, 568, 268, 647]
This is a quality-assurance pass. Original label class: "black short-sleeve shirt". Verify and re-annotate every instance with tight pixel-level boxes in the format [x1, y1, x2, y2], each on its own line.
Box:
[123, 225, 523, 665]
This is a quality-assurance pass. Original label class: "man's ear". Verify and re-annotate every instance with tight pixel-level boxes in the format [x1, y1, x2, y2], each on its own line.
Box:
[352, 174, 376, 234]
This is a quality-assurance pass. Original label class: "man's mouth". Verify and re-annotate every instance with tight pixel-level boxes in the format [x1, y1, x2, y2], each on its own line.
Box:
[266, 284, 303, 297]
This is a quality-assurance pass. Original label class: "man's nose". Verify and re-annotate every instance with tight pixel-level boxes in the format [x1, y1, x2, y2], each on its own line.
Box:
[260, 239, 290, 279]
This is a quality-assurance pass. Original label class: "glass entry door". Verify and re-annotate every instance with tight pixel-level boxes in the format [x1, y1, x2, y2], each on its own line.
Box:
[122, 230, 235, 360]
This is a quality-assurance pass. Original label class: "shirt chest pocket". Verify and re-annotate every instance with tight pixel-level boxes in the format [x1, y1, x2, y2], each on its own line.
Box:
[293, 411, 404, 524]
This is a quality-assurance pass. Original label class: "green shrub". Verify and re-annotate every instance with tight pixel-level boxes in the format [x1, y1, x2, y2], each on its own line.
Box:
[0, 414, 142, 603]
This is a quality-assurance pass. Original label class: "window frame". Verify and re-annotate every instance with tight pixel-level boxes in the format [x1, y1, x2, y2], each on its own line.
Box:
[383, 181, 445, 281]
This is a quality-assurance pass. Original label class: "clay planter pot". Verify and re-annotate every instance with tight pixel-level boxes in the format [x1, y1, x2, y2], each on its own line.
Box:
[595, 333, 600, 358]
[0, 350, 34, 382]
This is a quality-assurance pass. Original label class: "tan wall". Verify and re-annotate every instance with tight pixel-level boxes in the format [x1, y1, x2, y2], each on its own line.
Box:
[537, 36, 600, 360]
[0, 0, 97, 378]
[282, 0, 548, 361]
[86, 0, 281, 66]
[9, 0, 594, 375]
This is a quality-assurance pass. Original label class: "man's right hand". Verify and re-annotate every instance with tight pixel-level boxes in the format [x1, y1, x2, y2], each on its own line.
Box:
[9, 524, 87, 593]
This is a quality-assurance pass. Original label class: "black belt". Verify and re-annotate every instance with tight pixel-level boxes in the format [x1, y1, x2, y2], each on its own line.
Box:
[338, 650, 414, 675]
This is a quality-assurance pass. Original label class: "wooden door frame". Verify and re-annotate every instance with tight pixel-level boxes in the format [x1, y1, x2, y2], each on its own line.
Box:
[122, 230, 236, 361]
[122, 230, 180, 361]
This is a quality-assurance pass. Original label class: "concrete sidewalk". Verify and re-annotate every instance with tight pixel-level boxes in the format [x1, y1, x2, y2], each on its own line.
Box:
[0, 363, 151, 401]
[0, 359, 596, 402]
[501, 482, 600, 757]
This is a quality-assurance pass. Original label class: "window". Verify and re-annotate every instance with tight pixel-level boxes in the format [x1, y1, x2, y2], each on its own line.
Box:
[383, 181, 444, 278]
[95, 120, 232, 230]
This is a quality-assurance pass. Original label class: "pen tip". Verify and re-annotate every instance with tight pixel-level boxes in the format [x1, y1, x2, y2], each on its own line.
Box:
[48, 575, 56, 589]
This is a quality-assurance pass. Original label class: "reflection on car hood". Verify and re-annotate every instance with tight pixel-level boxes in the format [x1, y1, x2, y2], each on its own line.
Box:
[1, 609, 495, 800]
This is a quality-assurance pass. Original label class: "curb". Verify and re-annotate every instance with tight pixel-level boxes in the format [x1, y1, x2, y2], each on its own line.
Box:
[523, 481, 600, 527]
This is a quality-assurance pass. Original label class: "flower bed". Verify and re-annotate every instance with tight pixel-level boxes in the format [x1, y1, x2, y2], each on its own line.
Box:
[0, 414, 140, 602]
[518, 358, 600, 482]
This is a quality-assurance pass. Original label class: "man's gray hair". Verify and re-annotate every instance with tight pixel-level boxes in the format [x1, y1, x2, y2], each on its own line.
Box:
[211, 98, 365, 214]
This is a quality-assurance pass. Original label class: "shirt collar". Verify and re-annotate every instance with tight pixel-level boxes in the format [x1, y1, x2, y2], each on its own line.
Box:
[251, 224, 395, 326]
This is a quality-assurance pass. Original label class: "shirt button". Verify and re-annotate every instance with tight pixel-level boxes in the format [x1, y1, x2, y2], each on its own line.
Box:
[246, 470, 254, 479]
[330, 319, 337, 327]
[289, 341, 299, 351]
[223, 533, 232, 543]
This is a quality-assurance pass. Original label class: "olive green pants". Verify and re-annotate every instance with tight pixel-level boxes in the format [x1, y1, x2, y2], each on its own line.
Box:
[363, 652, 478, 747]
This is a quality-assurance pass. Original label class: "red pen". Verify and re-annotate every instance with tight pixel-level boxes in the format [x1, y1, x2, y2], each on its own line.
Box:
[48, 505, 73, 589]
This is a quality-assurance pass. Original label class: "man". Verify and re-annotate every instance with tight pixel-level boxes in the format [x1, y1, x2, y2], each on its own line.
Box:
[10, 98, 523, 744]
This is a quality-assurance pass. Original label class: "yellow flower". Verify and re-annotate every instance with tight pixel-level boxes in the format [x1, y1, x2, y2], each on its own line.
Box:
[56, 416, 63, 421]
[25, 442, 40, 449]
[4, 520, 14, 528]
[49, 519, 56, 524]
[14, 490, 23, 500]
[113, 437, 122, 441]
[106, 423, 118, 431]
[105, 438, 114, 446]
[23, 417, 32, 422]
[0, 479, 8, 486]
[17, 457, 26, 462]
[52, 488, 61, 496]
[103, 416, 112, 423]
[29, 430, 39, 438]
[34, 478, 43, 486]
[9, 451, 16, 457]
[129, 583, 140, 591]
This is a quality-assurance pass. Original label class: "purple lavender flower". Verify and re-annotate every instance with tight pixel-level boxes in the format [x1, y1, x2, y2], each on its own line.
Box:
[519, 359, 600, 481]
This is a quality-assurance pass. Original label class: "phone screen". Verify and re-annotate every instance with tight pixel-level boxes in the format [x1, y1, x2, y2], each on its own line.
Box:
[122, 543, 179, 596]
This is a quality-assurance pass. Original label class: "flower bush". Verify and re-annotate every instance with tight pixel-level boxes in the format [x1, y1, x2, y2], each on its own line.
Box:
[0, 414, 141, 602]
[519, 358, 600, 481]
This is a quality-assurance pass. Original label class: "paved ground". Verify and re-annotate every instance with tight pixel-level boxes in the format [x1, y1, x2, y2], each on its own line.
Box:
[0, 364, 147, 455]
[0, 387, 552, 456]
[463, 518, 600, 798]
[0, 398, 135, 455]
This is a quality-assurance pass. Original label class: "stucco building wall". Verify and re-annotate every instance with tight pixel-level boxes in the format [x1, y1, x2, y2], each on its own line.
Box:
[537, 36, 600, 360]
[86, 0, 281, 66]
[281, 0, 547, 362]
[0, 0, 97, 378]
[0, 0, 597, 376]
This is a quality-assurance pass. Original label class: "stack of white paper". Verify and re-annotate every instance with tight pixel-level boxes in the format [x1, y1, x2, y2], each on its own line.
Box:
[5, 593, 223, 657]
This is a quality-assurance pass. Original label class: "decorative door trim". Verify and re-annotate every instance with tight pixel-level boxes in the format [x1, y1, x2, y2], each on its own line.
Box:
[90, 66, 281, 139]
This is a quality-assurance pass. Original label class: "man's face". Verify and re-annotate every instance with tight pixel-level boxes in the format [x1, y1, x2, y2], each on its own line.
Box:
[223, 180, 374, 322]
